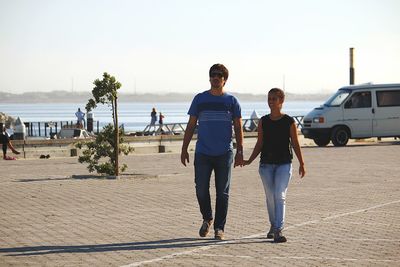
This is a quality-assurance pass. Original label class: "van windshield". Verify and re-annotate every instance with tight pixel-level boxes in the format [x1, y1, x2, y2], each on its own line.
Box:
[324, 89, 351, 107]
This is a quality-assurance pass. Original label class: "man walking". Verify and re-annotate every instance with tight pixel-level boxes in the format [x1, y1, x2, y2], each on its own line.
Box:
[180, 63, 244, 240]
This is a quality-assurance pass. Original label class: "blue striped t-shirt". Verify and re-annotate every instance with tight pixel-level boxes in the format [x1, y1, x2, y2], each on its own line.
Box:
[188, 90, 241, 156]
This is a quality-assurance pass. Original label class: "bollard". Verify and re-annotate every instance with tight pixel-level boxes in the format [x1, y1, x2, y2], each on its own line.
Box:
[14, 117, 26, 140]
[87, 113, 94, 132]
[70, 148, 78, 157]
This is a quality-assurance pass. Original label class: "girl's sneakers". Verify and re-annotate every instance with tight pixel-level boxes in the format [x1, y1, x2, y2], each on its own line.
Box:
[273, 230, 287, 243]
[267, 226, 274, 239]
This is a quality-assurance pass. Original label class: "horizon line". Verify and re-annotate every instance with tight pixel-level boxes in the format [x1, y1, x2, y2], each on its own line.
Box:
[0, 90, 333, 96]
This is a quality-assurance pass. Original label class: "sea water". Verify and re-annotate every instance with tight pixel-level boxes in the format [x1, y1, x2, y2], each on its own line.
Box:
[0, 101, 322, 132]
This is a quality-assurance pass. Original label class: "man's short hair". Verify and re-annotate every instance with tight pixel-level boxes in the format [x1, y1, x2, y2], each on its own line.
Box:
[209, 64, 229, 81]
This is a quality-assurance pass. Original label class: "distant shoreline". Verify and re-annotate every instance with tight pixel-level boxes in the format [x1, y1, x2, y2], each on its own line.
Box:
[0, 90, 331, 104]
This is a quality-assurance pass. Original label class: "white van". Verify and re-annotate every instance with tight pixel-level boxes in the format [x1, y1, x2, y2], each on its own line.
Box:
[301, 83, 400, 146]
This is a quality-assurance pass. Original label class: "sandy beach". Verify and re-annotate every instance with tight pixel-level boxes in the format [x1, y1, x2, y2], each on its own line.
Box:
[0, 140, 399, 266]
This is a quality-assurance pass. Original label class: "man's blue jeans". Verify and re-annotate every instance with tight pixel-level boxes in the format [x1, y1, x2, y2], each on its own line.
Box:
[194, 151, 233, 231]
[259, 163, 292, 231]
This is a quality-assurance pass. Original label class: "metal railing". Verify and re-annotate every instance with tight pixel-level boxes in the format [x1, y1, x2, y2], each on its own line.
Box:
[139, 116, 304, 136]
[139, 123, 187, 136]
[23, 116, 304, 137]
[25, 121, 101, 138]
[243, 116, 304, 132]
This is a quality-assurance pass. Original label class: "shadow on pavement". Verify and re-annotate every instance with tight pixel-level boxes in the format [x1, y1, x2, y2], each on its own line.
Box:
[0, 237, 253, 256]
[15, 173, 157, 183]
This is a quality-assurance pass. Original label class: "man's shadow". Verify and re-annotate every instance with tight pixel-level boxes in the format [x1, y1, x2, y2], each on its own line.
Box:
[0, 237, 267, 257]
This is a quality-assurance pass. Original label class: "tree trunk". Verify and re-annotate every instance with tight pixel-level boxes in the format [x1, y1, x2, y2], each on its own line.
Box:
[111, 99, 116, 127]
[114, 97, 119, 176]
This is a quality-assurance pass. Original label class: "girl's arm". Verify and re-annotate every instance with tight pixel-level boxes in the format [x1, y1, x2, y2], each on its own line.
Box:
[244, 120, 263, 165]
[290, 123, 306, 177]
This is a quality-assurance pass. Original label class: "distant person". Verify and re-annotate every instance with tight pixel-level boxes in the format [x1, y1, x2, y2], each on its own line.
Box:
[159, 112, 165, 125]
[1, 125, 21, 160]
[180, 63, 244, 240]
[150, 107, 157, 132]
[244, 88, 306, 243]
[75, 108, 85, 129]
[158, 112, 165, 134]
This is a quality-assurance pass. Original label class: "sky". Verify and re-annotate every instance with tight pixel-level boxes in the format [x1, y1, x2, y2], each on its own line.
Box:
[0, 0, 399, 95]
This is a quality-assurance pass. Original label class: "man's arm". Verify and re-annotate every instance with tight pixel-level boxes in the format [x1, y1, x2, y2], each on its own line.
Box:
[233, 117, 244, 167]
[181, 116, 197, 166]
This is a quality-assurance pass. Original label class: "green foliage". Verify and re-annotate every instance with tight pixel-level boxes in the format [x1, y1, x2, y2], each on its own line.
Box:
[76, 124, 133, 175]
[77, 72, 130, 176]
[86, 72, 122, 112]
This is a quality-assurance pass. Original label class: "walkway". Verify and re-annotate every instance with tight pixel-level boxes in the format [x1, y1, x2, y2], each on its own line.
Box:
[1, 140, 399, 266]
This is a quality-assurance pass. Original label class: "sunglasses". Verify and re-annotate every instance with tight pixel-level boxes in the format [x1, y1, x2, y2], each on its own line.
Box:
[210, 72, 224, 78]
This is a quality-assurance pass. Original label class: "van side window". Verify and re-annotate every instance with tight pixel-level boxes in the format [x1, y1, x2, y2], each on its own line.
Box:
[344, 91, 371, 109]
[376, 90, 400, 107]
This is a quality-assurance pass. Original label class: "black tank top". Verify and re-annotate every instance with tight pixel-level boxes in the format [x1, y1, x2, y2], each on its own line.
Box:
[260, 114, 294, 164]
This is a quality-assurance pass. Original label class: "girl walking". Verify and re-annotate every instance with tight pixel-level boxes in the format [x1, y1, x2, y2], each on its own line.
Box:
[244, 88, 306, 243]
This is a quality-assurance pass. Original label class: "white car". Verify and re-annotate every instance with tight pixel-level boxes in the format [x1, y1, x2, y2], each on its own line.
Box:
[56, 128, 91, 139]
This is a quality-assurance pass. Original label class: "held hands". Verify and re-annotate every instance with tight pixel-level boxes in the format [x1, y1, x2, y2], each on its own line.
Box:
[181, 150, 261, 169]
[243, 160, 251, 166]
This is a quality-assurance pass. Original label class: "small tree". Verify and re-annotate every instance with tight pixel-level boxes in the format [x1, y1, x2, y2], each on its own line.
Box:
[76, 124, 132, 175]
[76, 72, 133, 176]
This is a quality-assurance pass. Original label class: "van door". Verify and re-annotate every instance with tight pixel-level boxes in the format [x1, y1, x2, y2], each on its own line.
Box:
[343, 91, 373, 138]
[373, 90, 400, 137]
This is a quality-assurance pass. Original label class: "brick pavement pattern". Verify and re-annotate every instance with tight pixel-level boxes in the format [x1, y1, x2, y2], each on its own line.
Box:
[1, 141, 400, 266]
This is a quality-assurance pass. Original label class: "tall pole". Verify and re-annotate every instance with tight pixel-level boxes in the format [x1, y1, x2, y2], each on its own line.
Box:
[349, 47, 355, 85]
[114, 96, 119, 176]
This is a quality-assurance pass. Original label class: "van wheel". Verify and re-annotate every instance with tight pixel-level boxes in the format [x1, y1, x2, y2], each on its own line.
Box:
[313, 136, 330, 147]
[331, 126, 350, 146]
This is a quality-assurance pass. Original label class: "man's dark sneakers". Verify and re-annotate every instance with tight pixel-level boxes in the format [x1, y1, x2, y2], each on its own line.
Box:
[214, 229, 224, 240]
[267, 226, 274, 239]
[273, 230, 287, 243]
[199, 219, 213, 237]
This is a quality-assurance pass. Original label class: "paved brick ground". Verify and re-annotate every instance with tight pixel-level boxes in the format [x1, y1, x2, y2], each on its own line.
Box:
[1, 140, 400, 266]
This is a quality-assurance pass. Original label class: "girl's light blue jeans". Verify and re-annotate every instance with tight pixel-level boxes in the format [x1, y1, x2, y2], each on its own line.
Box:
[259, 163, 292, 231]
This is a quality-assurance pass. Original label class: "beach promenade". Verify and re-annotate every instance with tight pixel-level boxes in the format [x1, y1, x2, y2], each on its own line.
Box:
[1, 140, 400, 266]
